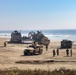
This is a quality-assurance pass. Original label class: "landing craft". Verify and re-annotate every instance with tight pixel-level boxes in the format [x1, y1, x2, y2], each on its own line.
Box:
[28, 31, 50, 46]
[10, 30, 22, 43]
[10, 30, 50, 46]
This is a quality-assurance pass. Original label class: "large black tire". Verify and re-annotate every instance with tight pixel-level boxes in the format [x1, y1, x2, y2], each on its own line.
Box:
[24, 50, 30, 55]
[33, 50, 36, 55]
[24, 50, 28, 55]
[38, 49, 43, 54]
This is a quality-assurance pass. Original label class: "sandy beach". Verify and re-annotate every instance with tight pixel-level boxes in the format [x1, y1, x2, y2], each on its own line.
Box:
[0, 38, 76, 70]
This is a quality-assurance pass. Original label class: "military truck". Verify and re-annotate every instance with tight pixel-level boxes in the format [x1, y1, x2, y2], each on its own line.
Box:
[24, 42, 43, 55]
[61, 40, 72, 48]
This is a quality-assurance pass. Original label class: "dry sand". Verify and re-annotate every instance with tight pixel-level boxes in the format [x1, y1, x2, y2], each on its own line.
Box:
[0, 38, 76, 70]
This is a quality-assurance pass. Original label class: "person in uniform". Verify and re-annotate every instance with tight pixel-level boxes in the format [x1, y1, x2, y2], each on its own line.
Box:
[66, 48, 69, 57]
[32, 41, 37, 49]
[53, 49, 55, 57]
[70, 48, 72, 56]
[4, 41, 7, 47]
[46, 44, 48, 51]
[57, 48, 59, 56]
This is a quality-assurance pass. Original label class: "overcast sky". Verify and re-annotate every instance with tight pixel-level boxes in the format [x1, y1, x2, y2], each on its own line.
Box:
[0, 0, 76, 30]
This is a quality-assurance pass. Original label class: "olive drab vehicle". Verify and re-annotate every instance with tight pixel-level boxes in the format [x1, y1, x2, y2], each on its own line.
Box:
[28, 31, 50, 46]
[24, 42, 43, 55]
[10, 30, 22, 43]
[61, 40, 72, 48]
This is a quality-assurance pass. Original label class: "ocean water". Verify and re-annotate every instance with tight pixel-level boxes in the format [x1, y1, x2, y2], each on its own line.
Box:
[0, 29, 76, 41]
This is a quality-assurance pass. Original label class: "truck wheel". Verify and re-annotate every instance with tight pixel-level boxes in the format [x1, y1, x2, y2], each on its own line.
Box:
[33, 50, 35, 55]
[24, 50, 27, 55]
[38, 49, 43, 54]
[24, 50, 30, 55]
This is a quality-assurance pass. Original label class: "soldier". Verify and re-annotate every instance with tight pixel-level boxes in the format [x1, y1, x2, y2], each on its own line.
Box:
[4, 41, 7, 47]
[66, 48, 69, 57]
[53, 49, 55, 57]
[57, 48, 59, 56]
[70, 48, 72, 56]
[46, 44, 48, 51]
[33, 41, 38, 49]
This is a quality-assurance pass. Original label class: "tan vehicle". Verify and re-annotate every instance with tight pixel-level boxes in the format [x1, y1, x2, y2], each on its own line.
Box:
[24, 42, 43, 55]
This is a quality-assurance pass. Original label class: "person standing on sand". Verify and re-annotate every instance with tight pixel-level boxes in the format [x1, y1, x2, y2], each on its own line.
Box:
[70, 48, 72, 56]
[53, 49, 55, 57]
[66, 48, 69, 57]
[4, 41, 7, 47]
[57, 48, 59, 56]
[46, 44, 48, 51]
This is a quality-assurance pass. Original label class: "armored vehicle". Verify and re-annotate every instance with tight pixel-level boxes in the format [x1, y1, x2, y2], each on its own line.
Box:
[28, 31, 50, 46]
[24, 42, 43, 55]
[10, 30, 22, 43]
[61, 40, 72, 48]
